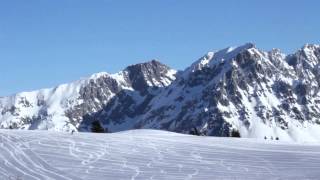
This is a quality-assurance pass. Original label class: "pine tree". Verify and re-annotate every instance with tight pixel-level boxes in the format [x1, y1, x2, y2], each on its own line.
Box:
[190, 127, 200, 136]
[91, 121, 105, 133]
[231, 129, 241, 138]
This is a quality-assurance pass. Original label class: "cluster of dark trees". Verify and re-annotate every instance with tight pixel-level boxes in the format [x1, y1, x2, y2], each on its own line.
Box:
[91, 121, 107, 133]
[231, 129, 241, 137]
[189, 128, 282, 141]
[190, 127, 202, 136]
[190, 128, 241, 138]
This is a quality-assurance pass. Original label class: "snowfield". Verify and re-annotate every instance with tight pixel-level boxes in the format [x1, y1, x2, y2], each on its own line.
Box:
[0, 130, 319, 180]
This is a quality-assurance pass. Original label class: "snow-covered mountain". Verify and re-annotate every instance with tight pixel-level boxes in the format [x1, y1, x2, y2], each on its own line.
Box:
[1, 43, 320, 142]
[0, 60, 176, 132]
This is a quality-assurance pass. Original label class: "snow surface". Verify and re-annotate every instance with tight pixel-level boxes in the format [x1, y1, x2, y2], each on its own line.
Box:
[0, 129, 319, 180]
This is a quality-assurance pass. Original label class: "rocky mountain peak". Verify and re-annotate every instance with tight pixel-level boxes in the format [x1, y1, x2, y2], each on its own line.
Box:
[124, 60, 176, 92]
[302, 43, 320, 51]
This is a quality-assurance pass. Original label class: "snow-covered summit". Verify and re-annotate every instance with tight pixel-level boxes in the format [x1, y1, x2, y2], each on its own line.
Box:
[186, 43, 256, 74]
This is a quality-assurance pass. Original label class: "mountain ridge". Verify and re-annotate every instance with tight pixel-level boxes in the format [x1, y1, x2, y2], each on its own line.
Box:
[1, 43, 320, 142]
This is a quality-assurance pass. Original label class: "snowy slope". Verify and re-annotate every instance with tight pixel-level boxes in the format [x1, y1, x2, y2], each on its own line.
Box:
[0, 76, 99, 132]
[0, 129, 319, 180]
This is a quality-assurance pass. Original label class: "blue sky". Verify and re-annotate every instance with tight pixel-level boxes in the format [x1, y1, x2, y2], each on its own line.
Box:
[0, 0, 319, 96]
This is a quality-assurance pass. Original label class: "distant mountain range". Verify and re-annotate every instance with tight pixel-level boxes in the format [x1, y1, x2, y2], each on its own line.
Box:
[1, 43, 320, 142]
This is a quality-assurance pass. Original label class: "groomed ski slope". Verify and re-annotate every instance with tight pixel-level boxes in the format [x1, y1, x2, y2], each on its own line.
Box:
[0, 130, 319, 180]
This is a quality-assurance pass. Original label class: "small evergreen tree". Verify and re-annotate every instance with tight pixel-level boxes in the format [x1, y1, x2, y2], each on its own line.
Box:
[91, 121, 105, 133]
[231, 129, 241, 138]
[190, 127, 200, 136]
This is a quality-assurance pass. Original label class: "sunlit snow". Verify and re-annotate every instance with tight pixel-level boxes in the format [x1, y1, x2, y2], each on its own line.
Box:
[0, 129, 319, 180]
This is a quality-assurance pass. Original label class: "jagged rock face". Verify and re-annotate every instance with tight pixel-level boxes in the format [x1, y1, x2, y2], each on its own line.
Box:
[1, 44, 320, 142]
[125, 60, 174, 92]
[65, 75, 123, 127]
[77, 60, 176, 132]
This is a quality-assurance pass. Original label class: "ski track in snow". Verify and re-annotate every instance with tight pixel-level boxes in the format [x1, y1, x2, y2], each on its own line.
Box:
[0, 130, 319, 180]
